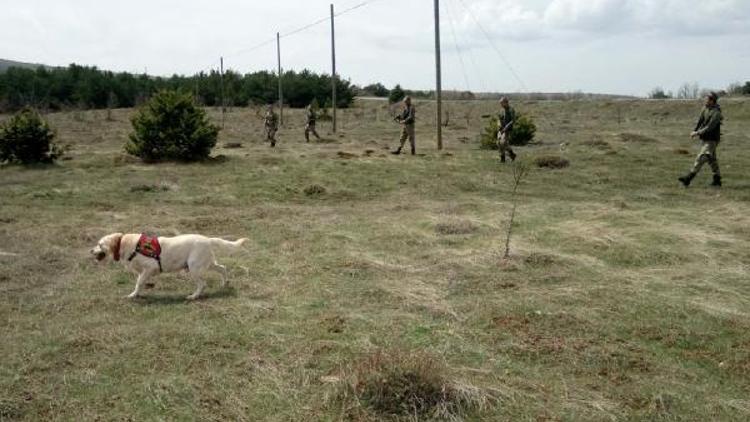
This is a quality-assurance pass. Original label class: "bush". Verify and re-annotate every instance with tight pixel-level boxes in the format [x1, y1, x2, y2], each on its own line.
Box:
[363, 83, 389, 97]
[388, 84, 406, 104]
[126, 90, 219, 162]
[0, 108, 61, 164]
[649, 87, 671, 99]
[479, 117, 500, 150]
[480, 114, 536, 149]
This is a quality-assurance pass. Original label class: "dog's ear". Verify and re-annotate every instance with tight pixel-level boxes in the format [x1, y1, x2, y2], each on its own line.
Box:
[103, 233, 123, 255]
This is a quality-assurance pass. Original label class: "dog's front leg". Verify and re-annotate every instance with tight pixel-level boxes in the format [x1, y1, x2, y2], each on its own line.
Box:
[127, 272, 151, 299]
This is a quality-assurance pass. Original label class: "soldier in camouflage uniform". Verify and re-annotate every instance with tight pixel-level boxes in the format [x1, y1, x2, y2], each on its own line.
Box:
[679, 92, 723, 187]
[392, 96, 416, 155]
[264, 105, 279, 147]
[304, 104, 321, 143]
[497, 97, 517, 163]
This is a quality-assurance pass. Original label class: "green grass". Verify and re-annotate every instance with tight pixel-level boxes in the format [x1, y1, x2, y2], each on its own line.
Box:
[1, 98, 749, 420]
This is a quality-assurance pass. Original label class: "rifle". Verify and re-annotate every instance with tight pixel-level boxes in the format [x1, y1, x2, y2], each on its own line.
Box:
[498, 120, 513, 136]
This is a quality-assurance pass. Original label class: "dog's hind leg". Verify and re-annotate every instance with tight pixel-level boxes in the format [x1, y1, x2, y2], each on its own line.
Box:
[185, 249, 214, 300]
[211, 262, 229, 287]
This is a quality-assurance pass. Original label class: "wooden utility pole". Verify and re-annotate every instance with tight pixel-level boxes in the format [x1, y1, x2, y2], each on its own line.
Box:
[434, 0, 443, 150]
[277, 32, 283, 125]
[220, 56, 226, 128]
[330, 4, 338, 133]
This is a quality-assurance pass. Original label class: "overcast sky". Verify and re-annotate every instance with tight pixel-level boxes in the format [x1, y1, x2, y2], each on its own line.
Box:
[2, 0, 749, 96]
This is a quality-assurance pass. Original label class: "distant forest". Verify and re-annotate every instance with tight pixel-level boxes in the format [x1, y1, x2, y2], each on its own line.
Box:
[0, 64, 356, 112]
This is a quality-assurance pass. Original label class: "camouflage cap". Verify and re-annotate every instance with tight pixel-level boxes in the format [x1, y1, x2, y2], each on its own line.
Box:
[404, 96, 412, 103]
[706, 91, 719, 101]
[500, 96, 509, 104]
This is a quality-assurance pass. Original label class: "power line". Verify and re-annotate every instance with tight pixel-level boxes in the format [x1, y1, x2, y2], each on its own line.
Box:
[444, 0, 471, 92]
[447, 0, 486, 93]
[221, 0, 381, 63]
[454, 0, 527, 92]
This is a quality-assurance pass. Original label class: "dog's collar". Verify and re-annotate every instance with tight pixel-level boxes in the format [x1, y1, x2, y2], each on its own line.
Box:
[113, 235, 122, 262]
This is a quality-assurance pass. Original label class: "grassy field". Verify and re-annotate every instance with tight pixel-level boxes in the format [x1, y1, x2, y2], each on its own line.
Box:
[1, 98, 749, 421]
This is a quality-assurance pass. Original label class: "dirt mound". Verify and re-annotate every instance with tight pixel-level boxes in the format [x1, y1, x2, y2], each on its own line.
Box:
[582, 137, 611, 149]
[535, 155, 570, 169]
[435, 220, 478, 235]
[304, 184, 326, 196]
[524, 252, 559, 267]
[334, 350, 491, 419]
[130, 183, 173, 193]
[337, 151, 358, 159]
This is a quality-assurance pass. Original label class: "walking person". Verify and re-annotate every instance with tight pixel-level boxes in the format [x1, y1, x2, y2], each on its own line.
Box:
[264, 105, 279, 147]
[497, 97, 517, 163]
[392, 96, 416, 155]
[679, 92, 723, 187]
[304, 104, 321, 142]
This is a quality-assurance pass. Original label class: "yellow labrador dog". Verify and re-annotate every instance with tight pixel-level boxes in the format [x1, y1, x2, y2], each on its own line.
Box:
[91, 233, 247, 300]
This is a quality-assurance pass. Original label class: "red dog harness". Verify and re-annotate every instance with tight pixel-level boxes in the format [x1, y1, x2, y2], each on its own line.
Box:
[128, 233, 163, 272]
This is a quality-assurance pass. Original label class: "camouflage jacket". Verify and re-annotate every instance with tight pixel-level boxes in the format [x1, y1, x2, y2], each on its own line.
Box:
[398, 105, 416, 125]
[264, 111, 278, 129]
[694, 105, 722, 142]
[306, 109, 316, 124]
[498, 106, 516, 134]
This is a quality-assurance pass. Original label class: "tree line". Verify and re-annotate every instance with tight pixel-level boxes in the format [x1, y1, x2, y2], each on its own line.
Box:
[0, 64, 356, 112]
[649, 81, 750, 100]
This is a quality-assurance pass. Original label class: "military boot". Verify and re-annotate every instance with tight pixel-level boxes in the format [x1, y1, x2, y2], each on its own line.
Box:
[500, 154, 506, 163]
[678, 172, 696, 187]
[711, 174, 722, 187]
[411, 146, 416, 156]
[391, 147, 402, 155]
[509, 150, 517, 162]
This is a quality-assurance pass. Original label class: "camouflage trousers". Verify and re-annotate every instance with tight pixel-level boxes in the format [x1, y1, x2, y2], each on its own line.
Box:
[399, 124, 416, 150]
[305, 122, 320, 141]
[691, 141, 720, 176]
[497, 132, 515, 157]
[265, 126, 277, 142]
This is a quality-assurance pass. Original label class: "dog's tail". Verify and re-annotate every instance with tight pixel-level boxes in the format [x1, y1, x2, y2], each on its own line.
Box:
[210, 238, 249, 251]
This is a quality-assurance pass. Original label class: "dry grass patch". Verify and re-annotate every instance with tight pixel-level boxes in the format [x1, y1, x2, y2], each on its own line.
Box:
[0, 398, 23, 420]
[435, 220, 478, 235]
[618, 133, 658, 143]
[524, 252, 559, 267]
[334, 350, 493, 420]
[581, 137, 612, 149]
[129, 182, 174, 193]
[337, 151, 358, 159]
[534, 155, 570, 169]
[304, 184, 326, 196]
[492, 312, 596, 359]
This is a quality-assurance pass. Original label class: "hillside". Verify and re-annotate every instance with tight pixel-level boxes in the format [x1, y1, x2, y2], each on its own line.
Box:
[0, 58, 48, 72]
[1, 98, 749, 420]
